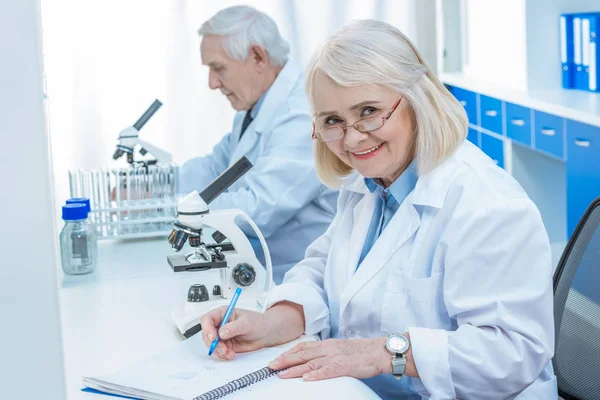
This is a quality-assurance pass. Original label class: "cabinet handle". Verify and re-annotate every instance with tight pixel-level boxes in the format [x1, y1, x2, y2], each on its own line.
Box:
[540, 128, 556, 136]
[511, 118, 525, 126]
[460, 100, 467, 106]
[485, 110, 498, 117]
[574, 138, 591, 148]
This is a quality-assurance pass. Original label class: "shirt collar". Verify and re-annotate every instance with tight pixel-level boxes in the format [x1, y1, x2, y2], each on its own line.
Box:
[364, 160, 418, 204]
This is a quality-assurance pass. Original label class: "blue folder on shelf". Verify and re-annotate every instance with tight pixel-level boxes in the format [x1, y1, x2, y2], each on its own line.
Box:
[560, 14, 575, 89]
[586, 13, 599, 92]
[564, 11, 600, 92]
[573, 16, 587, 90]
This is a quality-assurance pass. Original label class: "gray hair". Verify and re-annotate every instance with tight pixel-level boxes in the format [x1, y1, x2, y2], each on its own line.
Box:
[198, 5, 289, 67]
[305, 20, 468, 188]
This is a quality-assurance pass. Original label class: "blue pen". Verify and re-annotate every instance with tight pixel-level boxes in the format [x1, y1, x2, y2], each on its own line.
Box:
[208, 287, 242, 356]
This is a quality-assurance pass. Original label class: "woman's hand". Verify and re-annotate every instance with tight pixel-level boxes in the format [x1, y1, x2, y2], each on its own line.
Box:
[200, 301, 306, 361]
[200, 307, 270, 360]
[269, 337, 392, 381]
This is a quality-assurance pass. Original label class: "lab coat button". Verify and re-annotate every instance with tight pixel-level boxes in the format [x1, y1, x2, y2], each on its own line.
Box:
[345, 329, 356, 338]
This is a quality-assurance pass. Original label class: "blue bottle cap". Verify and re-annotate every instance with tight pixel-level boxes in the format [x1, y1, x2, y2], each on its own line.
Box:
[66, 197, 91, 213]
[62, 203, 89, 221]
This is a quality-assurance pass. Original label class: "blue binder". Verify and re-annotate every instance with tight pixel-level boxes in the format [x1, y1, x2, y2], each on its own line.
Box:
[587, 13, 599, 92]
[573, 16, 588, 90]
[560, 14, 575, 88]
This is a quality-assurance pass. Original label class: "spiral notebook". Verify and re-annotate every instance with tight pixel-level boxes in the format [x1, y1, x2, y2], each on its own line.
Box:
[82, 334, 318, 400]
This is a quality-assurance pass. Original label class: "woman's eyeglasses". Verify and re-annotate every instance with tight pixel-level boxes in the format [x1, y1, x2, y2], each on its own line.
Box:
[311, 96, 403, 143]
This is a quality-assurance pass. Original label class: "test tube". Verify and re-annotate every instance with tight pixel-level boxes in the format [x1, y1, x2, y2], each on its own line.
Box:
[68, 170, 78, 198]
[90, 170, 100, 227]
[96, 169, 108, 238]
[135, 166, 146, 232]
[125, 168, 134, 234]
[148, 165, 159, 231]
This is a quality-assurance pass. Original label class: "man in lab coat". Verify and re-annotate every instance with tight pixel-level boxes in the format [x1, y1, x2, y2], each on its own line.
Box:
[178, 6, 337, 283]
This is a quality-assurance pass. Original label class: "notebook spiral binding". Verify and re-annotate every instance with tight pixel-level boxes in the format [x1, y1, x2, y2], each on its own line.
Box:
[194, 367, 282, 400]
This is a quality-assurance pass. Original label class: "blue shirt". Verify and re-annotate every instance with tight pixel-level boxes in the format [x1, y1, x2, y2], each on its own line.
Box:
[250, 89, 268, 119]
[357, 161, 418, 268]
[357, 162, 419, 398]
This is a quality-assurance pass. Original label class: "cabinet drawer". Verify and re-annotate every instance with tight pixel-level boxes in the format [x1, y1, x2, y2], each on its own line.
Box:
[449, 86, 478, 126]
[467, 128, 480, 147]
[480, 95, 503, 134]
[481, 133, 504, 169]
[506, 102, 532, 146]
[566, 120, 600, 236]
[534, 111, 564, 159]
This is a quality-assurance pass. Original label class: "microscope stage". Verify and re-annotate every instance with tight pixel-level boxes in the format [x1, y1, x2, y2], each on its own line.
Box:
[167, 254, 227, 272]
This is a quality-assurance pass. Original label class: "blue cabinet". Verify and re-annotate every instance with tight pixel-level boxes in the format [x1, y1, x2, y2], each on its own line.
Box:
[449, 86, 478, 126]
[480, 133, 504, 169]
[446, 83, 600, 240]
[566, 120, 600, 236]
[480, 95, 503, 134]
[534, 111, 564, 159]
[467, 128, 480, 147]
[506, 102, 532, 146]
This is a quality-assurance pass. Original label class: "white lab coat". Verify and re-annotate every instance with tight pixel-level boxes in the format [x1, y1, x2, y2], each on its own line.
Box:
[179, 62, 338, 283]
[267, 141, 557, 399]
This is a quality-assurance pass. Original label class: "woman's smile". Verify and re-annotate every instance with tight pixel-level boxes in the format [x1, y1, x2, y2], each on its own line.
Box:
[350, 143, 384, 160]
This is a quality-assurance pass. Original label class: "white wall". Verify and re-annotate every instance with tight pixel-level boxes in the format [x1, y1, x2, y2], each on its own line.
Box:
[0, 0, 67, 398]
[463, 0, 528, 91]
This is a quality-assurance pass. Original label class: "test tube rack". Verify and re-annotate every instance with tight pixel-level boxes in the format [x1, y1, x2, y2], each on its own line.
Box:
[68, 164, 179, 240]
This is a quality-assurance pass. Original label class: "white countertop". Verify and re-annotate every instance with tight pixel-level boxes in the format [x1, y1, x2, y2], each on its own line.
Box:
[59, 237, 203, 399]
[442, 72, 600, 128]
[58, 238, 380, 400]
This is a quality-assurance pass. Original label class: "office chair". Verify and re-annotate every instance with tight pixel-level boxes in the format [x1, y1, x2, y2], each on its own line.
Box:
[553, 197, 600, 400]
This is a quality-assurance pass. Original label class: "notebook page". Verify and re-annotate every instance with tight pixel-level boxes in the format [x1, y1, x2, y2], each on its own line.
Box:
[83, 334, 316, 400]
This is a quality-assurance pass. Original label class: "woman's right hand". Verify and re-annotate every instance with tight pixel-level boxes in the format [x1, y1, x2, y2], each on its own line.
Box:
[200, 307, 270, 360]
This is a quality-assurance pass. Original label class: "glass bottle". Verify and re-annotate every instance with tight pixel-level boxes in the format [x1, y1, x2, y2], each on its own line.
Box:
[60, 203, 97, 275]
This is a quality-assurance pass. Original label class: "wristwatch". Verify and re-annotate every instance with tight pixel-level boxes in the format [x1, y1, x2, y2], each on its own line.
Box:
[385, 333, 410, 379]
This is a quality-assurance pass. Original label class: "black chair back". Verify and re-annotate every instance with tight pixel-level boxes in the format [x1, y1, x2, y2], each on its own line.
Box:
[553, 198, 600, 400]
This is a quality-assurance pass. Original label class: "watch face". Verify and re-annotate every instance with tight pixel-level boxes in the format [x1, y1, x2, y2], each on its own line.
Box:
[387, 334, 409, 353]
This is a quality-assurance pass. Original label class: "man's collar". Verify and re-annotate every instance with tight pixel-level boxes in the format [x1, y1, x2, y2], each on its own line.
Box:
[249, 61, 302, 133]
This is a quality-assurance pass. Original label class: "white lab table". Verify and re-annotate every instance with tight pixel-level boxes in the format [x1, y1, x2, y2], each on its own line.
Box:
[59, 238, 381, 400]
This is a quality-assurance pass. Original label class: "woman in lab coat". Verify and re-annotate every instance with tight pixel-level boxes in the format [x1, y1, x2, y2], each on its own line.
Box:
[200, 20, 557, 399]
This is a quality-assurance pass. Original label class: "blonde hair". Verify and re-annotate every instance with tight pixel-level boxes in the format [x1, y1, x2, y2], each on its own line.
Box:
[305, 20, 468, 188]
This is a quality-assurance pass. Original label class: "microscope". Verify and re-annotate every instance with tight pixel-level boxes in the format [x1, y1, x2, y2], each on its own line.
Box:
[168, 156, 273, 338]
[112, 99, 172, 167]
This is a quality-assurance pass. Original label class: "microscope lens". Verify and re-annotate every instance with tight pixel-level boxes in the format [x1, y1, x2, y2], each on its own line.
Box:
[188, 236, 201, 247]
[167, 229, 178, 245]
[172, 230, 188, 251]
[112, 148, 123, 160]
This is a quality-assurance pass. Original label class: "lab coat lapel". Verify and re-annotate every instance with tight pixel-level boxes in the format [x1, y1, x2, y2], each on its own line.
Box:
[228, 62, 301, 165]
[230, 117, 258, 164]
[344, 192, 377, 282]
[339, 196, 420, 317]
